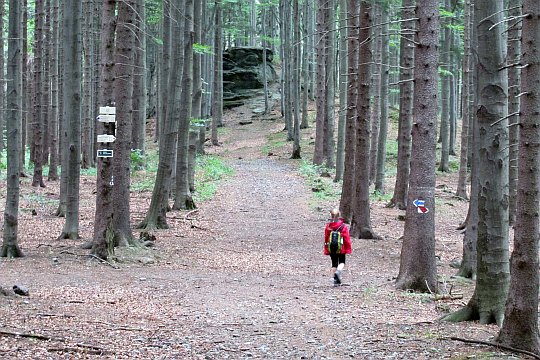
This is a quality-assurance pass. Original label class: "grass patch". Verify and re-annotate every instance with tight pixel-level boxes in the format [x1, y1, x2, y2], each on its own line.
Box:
[262, 131, 287, 155]
[23, 192, 59, 207]
[298, 160, 341, 201]
[193, 155, 234, 202]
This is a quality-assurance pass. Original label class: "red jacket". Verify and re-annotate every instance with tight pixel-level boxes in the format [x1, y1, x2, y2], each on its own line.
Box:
[324, 219, 352, 255]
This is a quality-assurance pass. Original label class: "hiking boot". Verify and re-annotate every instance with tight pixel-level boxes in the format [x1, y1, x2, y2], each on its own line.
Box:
[334, 270, 342, 285]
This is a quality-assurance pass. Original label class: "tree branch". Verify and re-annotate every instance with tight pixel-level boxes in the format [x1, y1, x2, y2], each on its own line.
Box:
[445, 337, 540, 360]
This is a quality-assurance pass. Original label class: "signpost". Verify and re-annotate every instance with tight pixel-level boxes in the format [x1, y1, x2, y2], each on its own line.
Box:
[97, 106, 116, 159]
[97, 134, 116, 143]
[97, 149, 114, 158]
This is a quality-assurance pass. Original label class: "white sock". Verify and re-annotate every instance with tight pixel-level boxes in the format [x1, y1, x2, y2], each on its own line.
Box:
[337, 263, 345, 272]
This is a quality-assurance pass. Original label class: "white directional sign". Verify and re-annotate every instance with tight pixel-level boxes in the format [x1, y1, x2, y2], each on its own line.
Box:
[97, 149, 114, 158]
[99, 106, 116, 115]
[97, 134, 116, 143]
[97, 114, 116, 122]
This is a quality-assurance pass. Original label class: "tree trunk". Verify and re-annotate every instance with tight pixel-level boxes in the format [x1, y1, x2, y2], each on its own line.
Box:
[91, 0, 116, 260]
[507, 0, 521, 226]
[497, 1, 540, 353]
[395, 0, 440, 293]
[137, 0, 182, 230]
[48, 0, 60, 181]
[443, 0, 509, 325]
[0, 0, 4, 155]
[339, 0, 358, 222]
[350, 1, 378, 240]
[334, 0, 347, 181]
[132, 0, 146, 153]
[81, 0, 93, 169]
[438, 0, 451, 173]
[374, 7, 389, 194]
[368, 3, 381, 185]
[112, 0, 137, 247]
[324, 0, 336, 168]
[2, 0, 24, 258]
[291, 0, 301, 159]
[211, 0, 223, 145]
[58, 0, 82, 240]
[173, 0, 196, 211]
[388, 0, 414, 210]
[31, 0, 45, 188]
[313, 0, 327, 165]
[455, 0, 472, 200]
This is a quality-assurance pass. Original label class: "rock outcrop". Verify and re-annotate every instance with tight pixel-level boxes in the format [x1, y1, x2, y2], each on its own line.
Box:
[223, 47, 277, 108]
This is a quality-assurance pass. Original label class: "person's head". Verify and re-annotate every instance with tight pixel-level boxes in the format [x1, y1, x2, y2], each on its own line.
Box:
[330, 208, 340, 222]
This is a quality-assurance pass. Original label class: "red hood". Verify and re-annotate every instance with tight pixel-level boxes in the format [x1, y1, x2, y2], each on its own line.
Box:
[328, 219, 345, 230]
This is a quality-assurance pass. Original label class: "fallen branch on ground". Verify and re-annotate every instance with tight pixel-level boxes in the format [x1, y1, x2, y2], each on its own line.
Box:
[58, 250, 119, 269]
[445, 336, 540, 360]
[0, 328, 108, 354]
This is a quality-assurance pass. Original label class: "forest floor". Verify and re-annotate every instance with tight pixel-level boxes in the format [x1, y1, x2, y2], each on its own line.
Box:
[0, 91, 524, 359]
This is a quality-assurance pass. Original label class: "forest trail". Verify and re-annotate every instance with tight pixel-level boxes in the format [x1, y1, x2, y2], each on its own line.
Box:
[0, 98, 510, 359]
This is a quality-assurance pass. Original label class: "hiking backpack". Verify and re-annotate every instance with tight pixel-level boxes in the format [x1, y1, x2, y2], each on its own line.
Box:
[326, 224, 344, 254]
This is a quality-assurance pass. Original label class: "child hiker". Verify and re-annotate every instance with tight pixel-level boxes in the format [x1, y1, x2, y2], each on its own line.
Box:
[324, 208, 352, 285]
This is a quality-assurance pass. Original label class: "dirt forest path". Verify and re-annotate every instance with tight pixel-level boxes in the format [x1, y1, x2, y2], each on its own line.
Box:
[1, 99, 510, 359]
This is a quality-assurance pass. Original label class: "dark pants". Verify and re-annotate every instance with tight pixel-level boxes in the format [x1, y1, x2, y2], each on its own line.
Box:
[330, 253, 346, 268]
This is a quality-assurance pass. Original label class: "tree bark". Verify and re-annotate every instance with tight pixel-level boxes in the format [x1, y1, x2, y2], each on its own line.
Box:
[91, 0, 116, 260]
[112, 0, 137, 247]
[350, 1, 378, 240]
[443, 0, 509, 325]
[388, 0, 414, 210]
[58, 0, 82, 240]
[395, 0, 440, 293]
[497, 0, 540, 353]
[339, 0, 358, 222]
[2, 0, 24, 258]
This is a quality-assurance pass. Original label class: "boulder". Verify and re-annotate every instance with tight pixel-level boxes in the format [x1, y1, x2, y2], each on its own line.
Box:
[223, 47, 277, 108]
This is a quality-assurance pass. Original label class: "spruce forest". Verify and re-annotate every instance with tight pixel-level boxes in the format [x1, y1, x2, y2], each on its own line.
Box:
[1, 0, 540, 359]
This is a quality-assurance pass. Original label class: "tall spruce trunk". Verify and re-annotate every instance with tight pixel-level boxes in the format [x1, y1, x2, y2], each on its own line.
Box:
[497, 0, 540, 353]
[91, 0, 116, 260]
[395, 0, 439, 293]
[2, 0, 23, 258]
[349, 1, 378, 240]
[338, 0, 358, 222]
[388, 0, 414, 210]
[112, 0, 137, 247]
[173, 0, 195, 210]
[443, 0, 509, 325]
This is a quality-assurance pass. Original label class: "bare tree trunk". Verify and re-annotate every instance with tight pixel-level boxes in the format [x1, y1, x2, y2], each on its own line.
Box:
[2, 0, 24, 258]
[137, 0, 182, 230]
[31, 0, 45, 188]
[91, 0, 116, 260]
[132, 0, 147, 153]
[334, 0, 347, 182]
[339, 0, 358, 222]
[395, 0, 440, 293]
[350, 1, 378, 240]
[291, 0, 301, 159]
[455, 0, 472, 200]
[497, 1, 540, 352]
[443, 0, 509, 325]
[112, 0, 137, 247]
[313, 0, 327, 165]
[388, 0, 414, 210]
[0, 0, 4, 155]
[173, 0, 196, 210]
[211, 0, 223, 145]
[48, 0, 60, 181]
[58, 0, 82, 240]
[507, 0, 521, 226]
[374, 7, 390, 194]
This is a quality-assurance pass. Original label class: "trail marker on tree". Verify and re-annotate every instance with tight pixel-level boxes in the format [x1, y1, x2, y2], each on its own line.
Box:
[97, 106, 116, 159]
